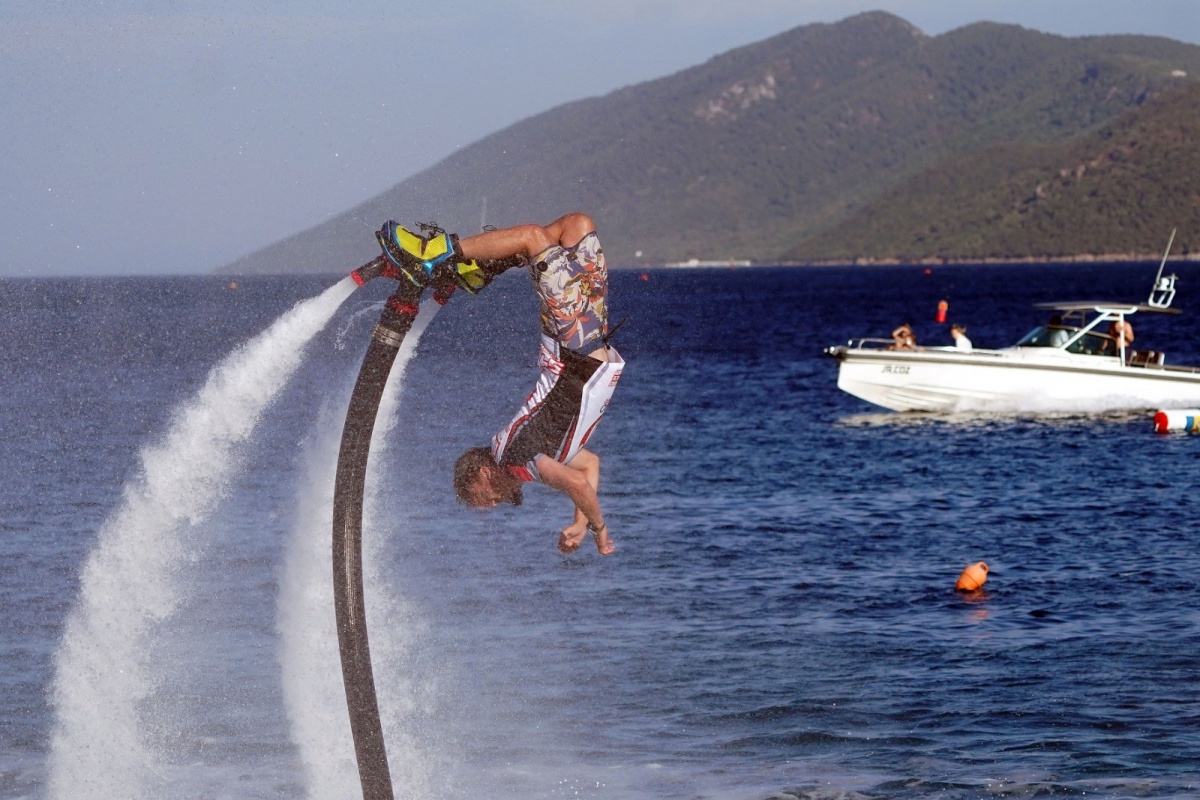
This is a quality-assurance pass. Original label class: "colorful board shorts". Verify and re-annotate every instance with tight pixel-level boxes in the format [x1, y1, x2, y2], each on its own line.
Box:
[492, 335, 624, 483]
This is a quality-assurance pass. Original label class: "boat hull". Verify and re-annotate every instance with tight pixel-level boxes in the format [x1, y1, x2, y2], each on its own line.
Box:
[830, 348, 1200, 413]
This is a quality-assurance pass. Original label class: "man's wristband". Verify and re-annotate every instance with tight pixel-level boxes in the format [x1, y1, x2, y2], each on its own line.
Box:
[587, 520, 606, 534]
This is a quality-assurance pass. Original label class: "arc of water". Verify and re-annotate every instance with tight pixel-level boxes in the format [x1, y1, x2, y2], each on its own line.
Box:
[48, 277, 358, 800]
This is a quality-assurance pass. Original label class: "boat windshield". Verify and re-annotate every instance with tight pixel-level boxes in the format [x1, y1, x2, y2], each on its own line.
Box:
[1064, 331, 1120, 356]
[1015, 325, 1120, 355]
[1015, 325, 1075, 347]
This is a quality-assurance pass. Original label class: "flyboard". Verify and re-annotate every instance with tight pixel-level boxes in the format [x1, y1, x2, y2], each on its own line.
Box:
[332, 222, 516, 800]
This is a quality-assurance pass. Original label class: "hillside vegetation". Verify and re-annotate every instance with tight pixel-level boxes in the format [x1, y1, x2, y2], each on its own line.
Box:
[785, 82, 1200, 261]
[221, 12, 1200, 273]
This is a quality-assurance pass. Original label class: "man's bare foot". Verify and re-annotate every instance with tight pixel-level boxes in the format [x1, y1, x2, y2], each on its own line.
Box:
[558, 522, 587, 554]
[593, 525, 615, 556]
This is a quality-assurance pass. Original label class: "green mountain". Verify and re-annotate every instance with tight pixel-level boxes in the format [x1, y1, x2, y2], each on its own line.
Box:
[783, 81, 1200, 261]
[220, 11, 1200, 274]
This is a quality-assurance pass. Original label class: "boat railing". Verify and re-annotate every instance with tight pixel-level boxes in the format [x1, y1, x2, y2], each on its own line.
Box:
[831, 339, 1199, 371]
[838, 339, 1006, 356]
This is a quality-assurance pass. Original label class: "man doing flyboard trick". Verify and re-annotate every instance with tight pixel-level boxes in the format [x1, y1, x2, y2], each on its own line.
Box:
[377, 212, 623, 556]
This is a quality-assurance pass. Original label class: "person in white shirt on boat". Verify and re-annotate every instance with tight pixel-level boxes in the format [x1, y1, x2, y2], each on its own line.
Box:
[950, 324, 973, 352]
[1046, 314, 1070, 347]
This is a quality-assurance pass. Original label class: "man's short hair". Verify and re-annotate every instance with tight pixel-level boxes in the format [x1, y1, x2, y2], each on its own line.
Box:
[453, 447, 497, 504]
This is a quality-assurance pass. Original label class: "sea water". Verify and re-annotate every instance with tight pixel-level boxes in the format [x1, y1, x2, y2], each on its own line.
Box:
[2, 265, 1199, 799]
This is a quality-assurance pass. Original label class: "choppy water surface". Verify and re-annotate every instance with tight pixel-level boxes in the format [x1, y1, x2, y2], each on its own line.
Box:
[2, 264, 1199, 799]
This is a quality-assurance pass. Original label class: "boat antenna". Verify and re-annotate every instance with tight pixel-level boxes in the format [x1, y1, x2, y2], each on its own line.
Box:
[1147, 228, 1179, 309]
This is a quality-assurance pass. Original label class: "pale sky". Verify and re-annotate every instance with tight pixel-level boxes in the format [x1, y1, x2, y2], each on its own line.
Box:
[2, 0, 1198, 276]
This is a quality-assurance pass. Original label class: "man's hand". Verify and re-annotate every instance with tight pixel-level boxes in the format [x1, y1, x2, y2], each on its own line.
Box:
[558, 521, 587, 554]
[589, 522, 615, 556]
[558, 520, 614, 555]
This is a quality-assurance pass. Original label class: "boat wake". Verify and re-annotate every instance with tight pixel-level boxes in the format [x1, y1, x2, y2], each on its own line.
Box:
[837, 403, 1152, 429]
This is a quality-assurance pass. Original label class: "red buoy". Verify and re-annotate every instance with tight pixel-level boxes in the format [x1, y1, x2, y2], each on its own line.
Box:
[936, 300, 948, 323]
[1153, 409, 1200, 433]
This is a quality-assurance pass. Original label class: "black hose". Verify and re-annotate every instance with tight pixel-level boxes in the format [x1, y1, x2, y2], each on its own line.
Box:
[331, 241, 514, 799]
[331, 296, 420, 800]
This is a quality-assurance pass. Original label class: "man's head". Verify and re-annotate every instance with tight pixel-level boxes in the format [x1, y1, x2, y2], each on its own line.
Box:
[454, 447, 523, 508]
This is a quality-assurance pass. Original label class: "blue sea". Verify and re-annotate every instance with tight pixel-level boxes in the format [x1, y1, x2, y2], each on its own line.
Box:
[3, 263, 1200, 800]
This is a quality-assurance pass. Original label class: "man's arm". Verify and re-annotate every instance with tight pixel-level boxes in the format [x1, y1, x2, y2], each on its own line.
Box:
[564, 449, 600, 532]
[535, 454, 604, 531]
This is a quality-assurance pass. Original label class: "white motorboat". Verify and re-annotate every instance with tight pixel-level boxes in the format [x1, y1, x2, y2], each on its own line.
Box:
[825, 236, 1200, 413]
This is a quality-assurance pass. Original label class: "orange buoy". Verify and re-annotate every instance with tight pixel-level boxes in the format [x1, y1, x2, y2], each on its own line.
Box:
[956, 561, 988, 591]
[640, 273, 649, 281]
[936, 300, 948, 323]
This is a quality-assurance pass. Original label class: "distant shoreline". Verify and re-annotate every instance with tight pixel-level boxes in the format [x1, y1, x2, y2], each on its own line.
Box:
[627, 252, 1200, 269]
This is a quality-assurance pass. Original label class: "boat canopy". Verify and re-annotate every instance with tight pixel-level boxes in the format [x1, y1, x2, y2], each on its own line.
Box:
[1032, 301, 1181, 315]
[1017, 302, 1144, 355]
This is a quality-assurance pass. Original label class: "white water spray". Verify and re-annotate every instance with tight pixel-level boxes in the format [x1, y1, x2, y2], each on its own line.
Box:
[47, 277, 358, 800]
[279, 302, 439, 800]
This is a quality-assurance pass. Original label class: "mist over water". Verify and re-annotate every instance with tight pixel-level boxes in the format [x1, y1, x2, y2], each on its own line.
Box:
[45, 277, 356, 800]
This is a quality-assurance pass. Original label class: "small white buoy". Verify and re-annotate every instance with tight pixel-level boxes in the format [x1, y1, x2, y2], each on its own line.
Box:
[1153, 409, 1200, 433]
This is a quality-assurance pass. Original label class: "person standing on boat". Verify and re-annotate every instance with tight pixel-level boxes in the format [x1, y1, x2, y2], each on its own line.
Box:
[1108, 319, 1134, 355]
[950, 324, 973, 352]
[448, 212, 624, 556]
